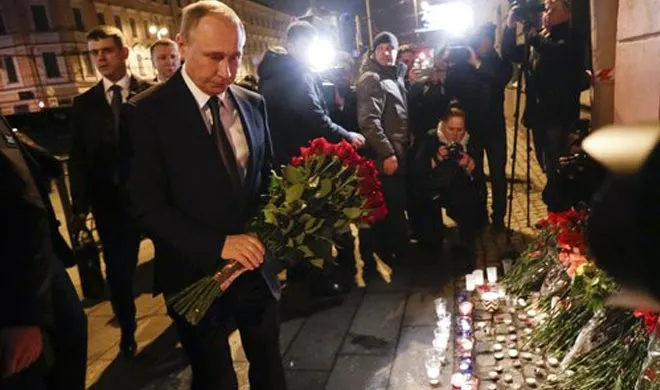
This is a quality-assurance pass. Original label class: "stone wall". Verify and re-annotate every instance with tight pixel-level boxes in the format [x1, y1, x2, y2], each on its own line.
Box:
[615, 0, 660, 123]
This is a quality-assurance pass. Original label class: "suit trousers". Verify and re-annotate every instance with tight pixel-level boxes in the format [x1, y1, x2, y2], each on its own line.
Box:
[472, 129, 508, 223]
[92, 204, 140, 336]
[168, 272, 286, 390]
[539, 123, 573, 212]
[374, 175, 408, 260]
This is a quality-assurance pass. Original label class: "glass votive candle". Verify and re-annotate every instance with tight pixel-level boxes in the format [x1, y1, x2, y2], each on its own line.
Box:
[473, 269, 485, 286]
[486, 266, 498, 284]
[434, 297, 447, 318]
[425, 348, 442, 385]
[458, 337, 474, 357]
[465, 274, 476, 291]
[458, 301, 473, 316]
[437, 313, 452, 331]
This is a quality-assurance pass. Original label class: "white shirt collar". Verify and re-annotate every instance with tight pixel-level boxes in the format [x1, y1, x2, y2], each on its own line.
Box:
[102, 72, 131, 93]
[181, 63, 227, 109]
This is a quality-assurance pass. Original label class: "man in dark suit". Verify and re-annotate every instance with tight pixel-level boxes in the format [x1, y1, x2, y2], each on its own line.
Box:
[68, 25, 152, 358]
[126, 2, 286, 389]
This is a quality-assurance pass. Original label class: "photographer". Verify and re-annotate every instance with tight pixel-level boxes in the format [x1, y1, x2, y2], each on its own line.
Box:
[409, 107, 487, 263]
[502, 0, 585, 212]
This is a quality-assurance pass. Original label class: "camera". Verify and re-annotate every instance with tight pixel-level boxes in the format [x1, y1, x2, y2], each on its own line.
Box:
[446, 142, 464, 161]
[508, 0, 545, 23]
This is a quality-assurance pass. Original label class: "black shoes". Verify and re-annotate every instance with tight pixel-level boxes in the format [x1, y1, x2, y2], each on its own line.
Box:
[120, 333, 137, 359]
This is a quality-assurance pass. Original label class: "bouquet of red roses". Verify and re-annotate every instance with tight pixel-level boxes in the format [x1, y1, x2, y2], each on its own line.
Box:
[170, 138, 387, 325]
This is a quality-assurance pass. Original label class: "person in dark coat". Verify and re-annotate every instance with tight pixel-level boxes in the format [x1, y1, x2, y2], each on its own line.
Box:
[471, 23, 513, 230]
[502, 0, 584, 212]
[258, 21, 364, 169]
[409, 107, 487, 263]
[357, 31, 412, 263]
[1, 117, 87, 390]
[68, 25, 153, 358]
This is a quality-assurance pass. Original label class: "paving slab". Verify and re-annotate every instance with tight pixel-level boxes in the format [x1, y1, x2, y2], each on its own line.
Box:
[341, 293, 407, 356]
[285, 370, 328, 390]
[325, 355, 393, 390]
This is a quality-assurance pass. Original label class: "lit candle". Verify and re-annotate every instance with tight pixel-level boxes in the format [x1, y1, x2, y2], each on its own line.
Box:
[465, 274, 476, 291]
[459, 301, 474, 316]
[451, 373, 465, 389]
[425, 361, 441, 385]
[473, 269, 485, 286]
[486, 266, 498, 284]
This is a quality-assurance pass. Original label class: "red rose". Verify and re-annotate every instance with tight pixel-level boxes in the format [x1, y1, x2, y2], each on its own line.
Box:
[369, 204, 388, 222]
[359, 176, 381, 195]
[365, 191, 385, 209]
[357, 159, 377, 178]
[309, 138, 334, 155]
[335, 141, 356, 161]
[299, 146, 311, 158]
[291, 156, 304, 167]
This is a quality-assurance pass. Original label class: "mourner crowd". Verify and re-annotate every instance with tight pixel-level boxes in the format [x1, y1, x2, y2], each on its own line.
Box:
[0, 0, 587, 389]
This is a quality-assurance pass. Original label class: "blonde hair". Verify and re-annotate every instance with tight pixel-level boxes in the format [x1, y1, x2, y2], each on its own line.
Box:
[180, 1, 245, 42]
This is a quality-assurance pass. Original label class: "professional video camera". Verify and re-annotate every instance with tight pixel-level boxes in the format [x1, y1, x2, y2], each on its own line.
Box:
[508, 0, 545, 23]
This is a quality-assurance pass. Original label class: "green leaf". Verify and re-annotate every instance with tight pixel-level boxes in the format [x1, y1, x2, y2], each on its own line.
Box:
[299, 245, 314, 257]
[316, 179, 333, 198]
[310, 259, 324, 269]
[343, 207, 363, 219]
[283, 166, 304, 184]
[285, 183, 305, 203]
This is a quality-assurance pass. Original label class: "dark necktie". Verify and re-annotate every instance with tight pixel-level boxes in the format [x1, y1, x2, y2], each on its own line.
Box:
[110, 84, 122, 138]
[207, 96, 241, 190]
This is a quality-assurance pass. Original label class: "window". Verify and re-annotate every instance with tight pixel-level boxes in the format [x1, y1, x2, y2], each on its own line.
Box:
[82, 54, 94, 76]
[129, 18, 137, 38]
[114, 15, 122, 31]
[73, 8, 84, 31]
[0, 11, 7, 35]
[144, 20, 150, 37]
[97, 12, 105, 25]
[4, 56, 18, 83]
[31, 5, 50, 32]
[43, 52, 61, 78]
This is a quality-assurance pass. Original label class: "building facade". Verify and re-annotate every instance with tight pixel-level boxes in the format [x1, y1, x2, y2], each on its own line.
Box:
[0, 0, 292, 115]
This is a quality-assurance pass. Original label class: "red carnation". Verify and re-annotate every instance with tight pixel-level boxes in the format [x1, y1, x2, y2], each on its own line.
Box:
[359, 176, 381, 195]
[309, 138, 335, 155]
[357, 159, 378, 178]
[291, 156, 304, 167]
[365, 191, 385, 209]
[635, 310, 659, 333]
[335, 141, 357, 161]
[370, 204, 388, 222]
[299, 146, 311, 158]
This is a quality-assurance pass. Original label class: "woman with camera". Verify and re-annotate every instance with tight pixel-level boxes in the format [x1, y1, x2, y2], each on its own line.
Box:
[409, 105, 488, 269]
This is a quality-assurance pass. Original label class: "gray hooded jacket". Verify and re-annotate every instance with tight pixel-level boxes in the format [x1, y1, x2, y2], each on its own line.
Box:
[356, 57, 411, 174]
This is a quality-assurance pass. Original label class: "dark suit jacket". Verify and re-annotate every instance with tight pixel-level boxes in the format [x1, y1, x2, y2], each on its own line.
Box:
[68, 76, 153, 214]
[126, 70, 279, 298]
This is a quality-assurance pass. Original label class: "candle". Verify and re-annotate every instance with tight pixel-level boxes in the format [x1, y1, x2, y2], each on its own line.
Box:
[459, 301, 474, 316]
[451, 373, 465, 388]
[435, 297, 447, 319]
[473, 269, 485, 286]
[547, 357, 559, 367]
[458, 337, 474, 353]
[425, 348, 442, 385]
[465, 274, 476, 291]
[503, 373, 513, 383]
[487, 266, 498, 284]
[493, 343, 503, 352]
[457, 317, 473, 337]
[512, 359, 522, 368]
[496, 335, 506, 342]
[508, 349, 519, 358]
[494, 352, 504, 360]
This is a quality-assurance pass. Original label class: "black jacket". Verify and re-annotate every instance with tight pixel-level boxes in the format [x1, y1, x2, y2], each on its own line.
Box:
[478, 49, 513, 133]
[126, 70, 279, 298]
[408, 81, 450, 140]
[0, 117, 54, 327]
[258, 48, 351, 167]
[444, 62, 490, 139]
[502, 22, 583, 128]
[68, 76, 153, 214]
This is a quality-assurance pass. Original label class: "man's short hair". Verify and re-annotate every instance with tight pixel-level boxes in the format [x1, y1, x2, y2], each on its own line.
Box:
[285, 21, 317, 46]
[180, 1, 244, 42]
[149, 38, 177, 56]
[398, 44, 416, 56]
[86, 25, 125, 48]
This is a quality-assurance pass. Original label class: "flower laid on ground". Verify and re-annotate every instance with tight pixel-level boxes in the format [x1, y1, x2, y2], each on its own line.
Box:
[170, 138, 388, 325]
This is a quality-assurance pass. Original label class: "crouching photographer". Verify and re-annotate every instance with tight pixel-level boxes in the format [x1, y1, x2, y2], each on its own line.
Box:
[409, 107, 487, 264]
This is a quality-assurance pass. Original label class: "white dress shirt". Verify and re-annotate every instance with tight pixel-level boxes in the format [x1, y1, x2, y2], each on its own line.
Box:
[102, 73, 131, 104]
[181, 64, 250, 181]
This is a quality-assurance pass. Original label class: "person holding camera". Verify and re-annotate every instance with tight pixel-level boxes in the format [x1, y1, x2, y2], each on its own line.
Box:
[409, 106, 487, 266]
[502, 0, 585, 212]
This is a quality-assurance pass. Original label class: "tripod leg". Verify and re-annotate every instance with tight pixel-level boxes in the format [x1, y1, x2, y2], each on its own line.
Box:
[506, 66, 525, 246]
[527, 126, 532, 227]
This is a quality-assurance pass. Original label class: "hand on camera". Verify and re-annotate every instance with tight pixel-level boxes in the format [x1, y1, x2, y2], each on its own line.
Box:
[458, 152, 475, 174]
[437, 146, 449, 160]
[383, 155, 399, 176]
[221, 234, 265, 271]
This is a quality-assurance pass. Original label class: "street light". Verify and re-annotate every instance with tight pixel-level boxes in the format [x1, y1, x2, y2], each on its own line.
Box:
[149, 25, 169, 39]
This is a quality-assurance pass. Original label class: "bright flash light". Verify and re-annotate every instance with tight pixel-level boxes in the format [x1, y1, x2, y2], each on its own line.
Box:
[38, 101, 45, 109]
[420, 1, 430, 10]
[159, 27, 169, 36]
[148, 25, 158, 35]
[306, 38, 336, 73]
[423, 2, 474, 36]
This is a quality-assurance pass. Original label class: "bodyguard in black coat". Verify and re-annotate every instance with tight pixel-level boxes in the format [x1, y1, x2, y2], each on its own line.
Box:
[1, 117, 87, 390]
[127, 3, 286, 389]
[68, 25, 152, 358]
